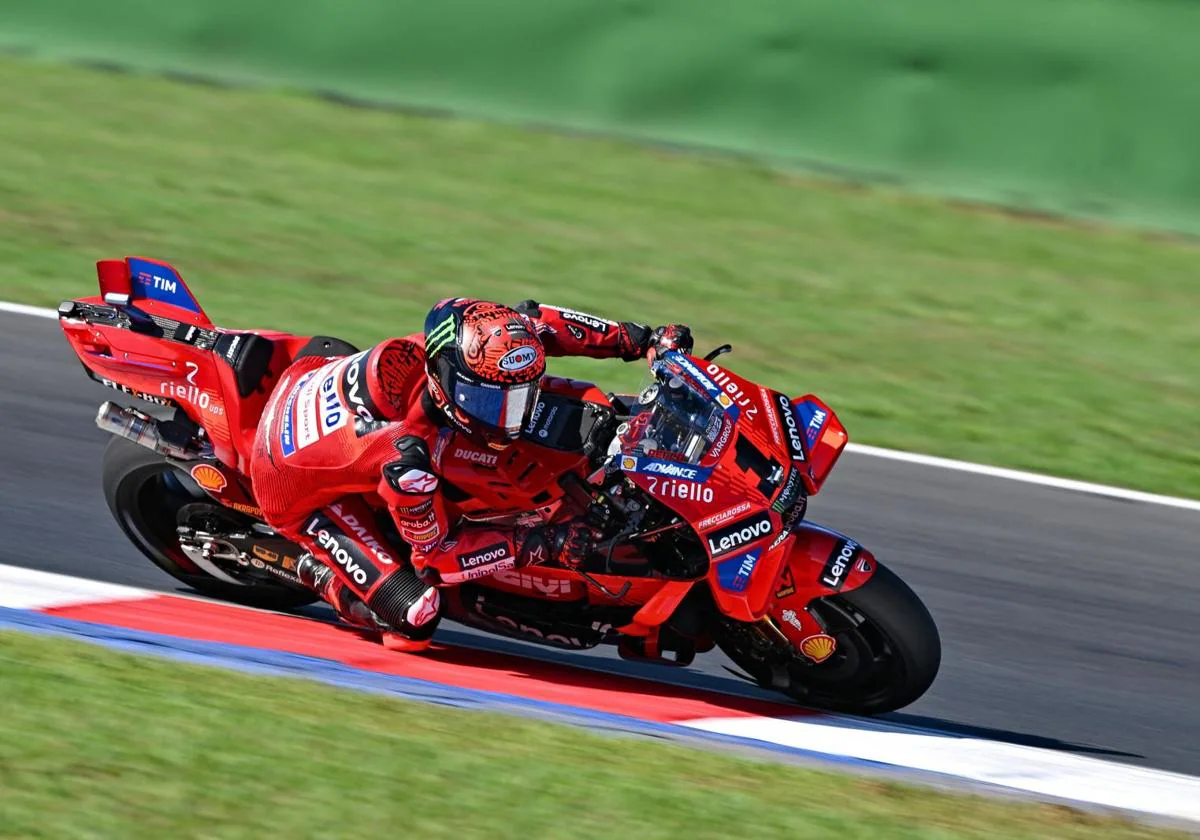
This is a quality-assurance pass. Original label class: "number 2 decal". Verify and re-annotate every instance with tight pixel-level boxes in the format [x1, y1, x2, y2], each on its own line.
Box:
[185, 361, 199, 385]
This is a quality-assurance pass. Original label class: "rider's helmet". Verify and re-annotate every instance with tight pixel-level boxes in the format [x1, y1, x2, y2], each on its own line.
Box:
[423, 298, 546, 449]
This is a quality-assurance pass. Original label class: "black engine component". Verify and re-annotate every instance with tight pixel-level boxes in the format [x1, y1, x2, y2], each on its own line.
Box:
[451, 583, 635, 651]
[522, 390, 616, 463]
[578, 472, 708, 581]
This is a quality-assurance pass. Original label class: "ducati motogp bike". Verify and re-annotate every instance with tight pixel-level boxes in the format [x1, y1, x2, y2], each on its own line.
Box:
[60, 257, 940, 714]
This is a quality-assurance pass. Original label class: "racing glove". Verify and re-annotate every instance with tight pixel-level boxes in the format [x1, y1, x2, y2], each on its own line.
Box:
[647, 324, 694, 361]
[517, 521, 600, 570]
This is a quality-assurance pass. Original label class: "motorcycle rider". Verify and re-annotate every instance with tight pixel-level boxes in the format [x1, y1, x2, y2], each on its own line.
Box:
[249, 297, 692, 650]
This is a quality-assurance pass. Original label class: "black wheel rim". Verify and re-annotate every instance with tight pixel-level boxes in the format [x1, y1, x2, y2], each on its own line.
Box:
[117, 463, 261, 584]
[716, 595, 907, 711]
[116, 464, 210, 575]
[786, 595, 906, 708]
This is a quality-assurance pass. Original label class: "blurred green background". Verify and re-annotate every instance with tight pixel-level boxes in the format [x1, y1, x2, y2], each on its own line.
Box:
[5, 0, 1200, 232]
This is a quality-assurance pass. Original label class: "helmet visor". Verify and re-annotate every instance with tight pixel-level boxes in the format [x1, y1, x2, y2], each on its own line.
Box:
[452, 380, 539, 439]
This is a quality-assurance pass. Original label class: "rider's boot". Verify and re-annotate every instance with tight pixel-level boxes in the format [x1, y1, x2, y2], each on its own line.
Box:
[296, 553, 441, 650]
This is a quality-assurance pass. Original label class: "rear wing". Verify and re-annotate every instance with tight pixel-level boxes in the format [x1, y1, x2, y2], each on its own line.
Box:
[96, 257, 213, 327]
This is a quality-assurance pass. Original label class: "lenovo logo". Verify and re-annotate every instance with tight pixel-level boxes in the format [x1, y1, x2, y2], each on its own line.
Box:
[821, 539, 859, 591]
[458, 542, 511, 570]
[705, 512, 773, 557]
[776, 393, 806, 463]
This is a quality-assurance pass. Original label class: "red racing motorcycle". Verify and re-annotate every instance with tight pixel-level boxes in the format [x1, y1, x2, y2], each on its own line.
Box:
[60, 257, 940, 714]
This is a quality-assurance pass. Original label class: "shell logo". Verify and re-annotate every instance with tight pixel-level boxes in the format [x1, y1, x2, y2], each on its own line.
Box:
[799, 634, 837, 664]
[190, 464, 227, 494]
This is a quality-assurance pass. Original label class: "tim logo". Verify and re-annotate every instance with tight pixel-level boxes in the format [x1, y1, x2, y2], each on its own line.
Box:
[135, 273, 177, 294]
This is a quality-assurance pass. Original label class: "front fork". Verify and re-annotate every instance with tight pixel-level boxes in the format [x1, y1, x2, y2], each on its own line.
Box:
[766, 521, 877, 662]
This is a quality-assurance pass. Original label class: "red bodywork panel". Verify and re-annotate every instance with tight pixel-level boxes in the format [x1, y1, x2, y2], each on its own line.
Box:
[62, 258, 874, 651]
[611, 354, 867, 623]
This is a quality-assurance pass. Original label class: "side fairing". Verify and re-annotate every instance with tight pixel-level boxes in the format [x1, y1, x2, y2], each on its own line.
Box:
[774, 522, 877, 606]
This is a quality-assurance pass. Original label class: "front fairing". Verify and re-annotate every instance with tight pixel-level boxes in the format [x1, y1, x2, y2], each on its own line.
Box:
[613, 353, 802, 620]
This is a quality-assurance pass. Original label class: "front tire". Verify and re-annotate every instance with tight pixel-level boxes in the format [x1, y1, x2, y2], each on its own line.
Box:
[101, 436, 315, 610]
[716, 563, 940, 715]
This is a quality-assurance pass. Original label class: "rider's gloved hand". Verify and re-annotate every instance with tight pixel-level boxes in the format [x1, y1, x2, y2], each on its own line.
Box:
[517, 521, 599, 570]
[647, 324, 694, 361]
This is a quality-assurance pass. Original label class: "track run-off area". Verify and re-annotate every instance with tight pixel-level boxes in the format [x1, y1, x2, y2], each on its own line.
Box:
[1, 305, 1198, 822]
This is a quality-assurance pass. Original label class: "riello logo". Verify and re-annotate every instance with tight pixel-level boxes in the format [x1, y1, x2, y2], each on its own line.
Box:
[161, 381, 210, 410]
[705, 364, 760, 419]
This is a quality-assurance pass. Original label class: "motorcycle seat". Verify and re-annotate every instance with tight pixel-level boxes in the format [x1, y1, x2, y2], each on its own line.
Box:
[213, 331, 276, 398]
[293, 335, 361, 361]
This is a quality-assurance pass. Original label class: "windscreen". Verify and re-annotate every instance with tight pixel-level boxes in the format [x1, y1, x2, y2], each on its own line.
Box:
[617, 365, 725, 465]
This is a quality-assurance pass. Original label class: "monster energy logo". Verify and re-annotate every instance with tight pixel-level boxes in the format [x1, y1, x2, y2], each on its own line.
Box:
[426, 317, 456, 356]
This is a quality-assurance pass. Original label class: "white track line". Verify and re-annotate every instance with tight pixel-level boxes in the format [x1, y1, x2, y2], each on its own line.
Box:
[0, 564, 156, 609]
[684, 716, 1200, 824]
[0, 300, 58, 319]
[4, 299, 1197, 512]
[844, 443, 1200, 513]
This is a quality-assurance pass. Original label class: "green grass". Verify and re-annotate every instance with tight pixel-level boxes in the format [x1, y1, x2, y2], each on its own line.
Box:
[0, 631, 1185, 840]
[1, 57, 1197, 497]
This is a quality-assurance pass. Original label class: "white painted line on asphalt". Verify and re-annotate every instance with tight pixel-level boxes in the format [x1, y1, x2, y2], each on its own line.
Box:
[844, 443, 1200, 513]
[3, 298, 1197, 512]
[0, 300, 58, 319]
[683, 715, 1200, 823]
[0, 564, 156, 610]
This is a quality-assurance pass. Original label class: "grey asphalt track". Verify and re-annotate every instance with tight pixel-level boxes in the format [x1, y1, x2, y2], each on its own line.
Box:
[2, 309, 1197, 775]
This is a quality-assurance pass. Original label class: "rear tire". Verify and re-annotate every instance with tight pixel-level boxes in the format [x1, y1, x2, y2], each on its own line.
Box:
[101, 436, 315, 610]
[716, 563, 940, 714]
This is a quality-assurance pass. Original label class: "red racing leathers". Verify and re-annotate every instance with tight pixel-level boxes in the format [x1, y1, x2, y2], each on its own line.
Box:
[249, 302, 652, 636]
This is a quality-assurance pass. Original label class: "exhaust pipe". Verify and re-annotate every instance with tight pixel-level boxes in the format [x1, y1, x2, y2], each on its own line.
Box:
[96, 401, 197, 460]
